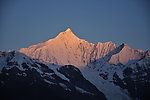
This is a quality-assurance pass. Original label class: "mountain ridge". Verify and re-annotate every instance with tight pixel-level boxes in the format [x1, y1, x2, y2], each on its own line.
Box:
[0, 51, 107, 100]
[0, 28, 149, 100]
[19, 28, 145, 67]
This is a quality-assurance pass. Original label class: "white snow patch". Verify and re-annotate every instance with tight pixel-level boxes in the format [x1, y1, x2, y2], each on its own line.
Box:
[33, 67, 43, 74]
[47, 64, 70, 82]
[44, 79, 56, 85]
[75, 86, 94, 95]
[59, 83, 71, 91]
[23, 73, 27, 76]
[42, 73, 55, 80]
[17, 73, 22, 76]
[80, 67, 131, 100]
[17, 72, 27, 77]
[11, 52, 33, 65]
[16, 65, 25, 71]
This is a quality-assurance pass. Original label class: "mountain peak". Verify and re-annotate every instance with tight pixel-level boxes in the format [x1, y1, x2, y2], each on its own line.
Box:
[19, 28, 145, 67]
[55, 28, 79, 40]
[65, 28, 72, 32]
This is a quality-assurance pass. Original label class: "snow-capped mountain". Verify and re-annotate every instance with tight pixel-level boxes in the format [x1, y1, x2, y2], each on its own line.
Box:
[0, 51, 107, 100]
[81, 49, 150, 100]
[1, 28, 149, 100]
[19, 28, 144, 67]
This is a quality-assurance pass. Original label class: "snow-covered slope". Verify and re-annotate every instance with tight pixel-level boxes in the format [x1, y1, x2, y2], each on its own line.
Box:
[80, 66, 131, 100]
[17, 28, 149, 100]
[19, 28, 144, 67]
[109, 44, 144, 64]
[80, 50, 150, 100]
[0, 51, 107, 100]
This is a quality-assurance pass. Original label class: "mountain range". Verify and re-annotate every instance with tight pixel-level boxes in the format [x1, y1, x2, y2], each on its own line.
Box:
[0, 28, 150, 100]
[19, 28, 144, 67]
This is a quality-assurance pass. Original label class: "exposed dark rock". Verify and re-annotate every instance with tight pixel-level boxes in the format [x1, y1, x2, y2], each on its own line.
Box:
[0, 51, 107, 100]
[99, 72, 108, 80]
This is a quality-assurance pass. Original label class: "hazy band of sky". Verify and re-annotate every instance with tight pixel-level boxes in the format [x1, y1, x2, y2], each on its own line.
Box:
[0, 0, 149, 51]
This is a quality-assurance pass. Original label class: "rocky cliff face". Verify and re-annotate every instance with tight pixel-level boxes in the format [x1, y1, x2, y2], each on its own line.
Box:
[19, 28, 144, 67]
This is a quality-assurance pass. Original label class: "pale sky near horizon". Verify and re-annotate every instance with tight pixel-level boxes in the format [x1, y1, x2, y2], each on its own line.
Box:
[0, 0, 150, 51]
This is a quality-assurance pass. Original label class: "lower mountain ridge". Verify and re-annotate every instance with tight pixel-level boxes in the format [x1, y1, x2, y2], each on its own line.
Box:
[0, 51, 107, 100]
[80, 50, 150, 100]
[0, 50, 149, 100]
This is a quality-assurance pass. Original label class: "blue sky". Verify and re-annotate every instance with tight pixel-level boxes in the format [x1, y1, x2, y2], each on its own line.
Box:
[0, 0, 149, 51]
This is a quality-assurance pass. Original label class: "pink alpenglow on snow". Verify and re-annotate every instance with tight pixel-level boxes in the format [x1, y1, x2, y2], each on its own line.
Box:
[19, 28, 144, 67]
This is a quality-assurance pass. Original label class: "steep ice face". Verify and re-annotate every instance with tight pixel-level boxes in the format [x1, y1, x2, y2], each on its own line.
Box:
[109, 44, 143, 64]
[19, 28, 144, 67]
[90, 42, 116, 62]
[19, 28, 95, 67]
